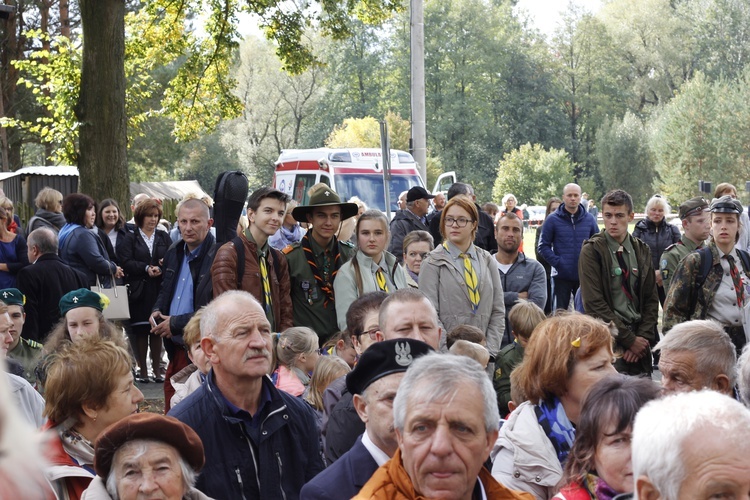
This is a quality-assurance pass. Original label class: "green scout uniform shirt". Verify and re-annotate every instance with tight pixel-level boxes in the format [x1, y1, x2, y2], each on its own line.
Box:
[285, 236, 355, 344]
[8, 337, 42, 386]
[605, 232, 641, 326]
[493, 340, 524, 418]
[660, 235, 703, 293]
[245, 228, 275, 331]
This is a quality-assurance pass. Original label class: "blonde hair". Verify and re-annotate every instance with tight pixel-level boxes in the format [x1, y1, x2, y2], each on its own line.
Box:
[508, 300, 546, 340]
[183, 308, 203, 348]
[304, 356, 350, 411]
[34, 187, 63, 211]
[449, 340, 489, 367]
[271, 327, 319, 371]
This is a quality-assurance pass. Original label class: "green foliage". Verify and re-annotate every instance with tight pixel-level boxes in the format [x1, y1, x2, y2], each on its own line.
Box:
[595, 112, 656, 207]
[493, 143, 574, 205]
[325, 112, 410, 149]
[0, 32, 81, 164]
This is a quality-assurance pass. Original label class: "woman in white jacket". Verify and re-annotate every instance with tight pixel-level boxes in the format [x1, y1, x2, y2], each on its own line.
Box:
[334, 210, 407, 331]
[490, 314, 616, 499]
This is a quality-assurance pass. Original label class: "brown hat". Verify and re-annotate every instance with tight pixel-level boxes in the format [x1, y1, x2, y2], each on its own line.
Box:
[291, 185, 359, 223]
[678, 196, 708, 219]
[94, 413, 205, 478]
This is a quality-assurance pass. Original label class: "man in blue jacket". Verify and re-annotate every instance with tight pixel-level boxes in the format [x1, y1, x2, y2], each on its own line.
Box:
[537, 183, 598, 310]
[170, 290, 324, 499]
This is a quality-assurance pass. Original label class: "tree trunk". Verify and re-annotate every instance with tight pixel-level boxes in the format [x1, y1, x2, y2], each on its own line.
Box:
[76, 0, 128, 207]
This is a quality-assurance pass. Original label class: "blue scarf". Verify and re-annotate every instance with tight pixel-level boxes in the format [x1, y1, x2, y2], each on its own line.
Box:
[535, 397, 576, 465]
[58, 223, 82, 249]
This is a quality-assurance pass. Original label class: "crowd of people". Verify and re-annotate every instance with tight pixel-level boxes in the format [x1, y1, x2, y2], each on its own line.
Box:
[2, 179, 750, 500]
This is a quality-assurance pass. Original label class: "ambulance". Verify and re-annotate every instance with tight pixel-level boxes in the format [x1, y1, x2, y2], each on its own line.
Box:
[274, 148, 454, 214]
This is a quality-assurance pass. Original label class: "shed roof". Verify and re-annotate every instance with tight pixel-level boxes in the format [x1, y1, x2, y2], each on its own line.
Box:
[129, 180, 210, 200]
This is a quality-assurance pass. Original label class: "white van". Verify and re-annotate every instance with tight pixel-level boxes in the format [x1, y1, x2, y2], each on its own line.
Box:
[274, 148, 454, 214]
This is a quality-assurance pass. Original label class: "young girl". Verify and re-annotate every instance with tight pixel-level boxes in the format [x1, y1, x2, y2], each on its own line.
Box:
[334, 209, 407, 331]
[271, 327, 320, 397]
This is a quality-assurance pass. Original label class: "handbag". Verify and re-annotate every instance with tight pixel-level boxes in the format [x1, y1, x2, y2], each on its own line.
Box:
[92, 274, 130, 321]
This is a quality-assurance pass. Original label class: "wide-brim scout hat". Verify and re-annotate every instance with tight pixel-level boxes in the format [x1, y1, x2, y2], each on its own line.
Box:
[709, 195, 743, 215]
[292, 186, 359, 223]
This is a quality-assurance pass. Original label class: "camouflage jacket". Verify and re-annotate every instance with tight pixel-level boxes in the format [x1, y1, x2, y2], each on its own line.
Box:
[663, 242, 750, 332]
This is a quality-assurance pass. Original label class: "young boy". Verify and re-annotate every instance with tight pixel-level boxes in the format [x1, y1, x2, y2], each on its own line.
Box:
[493, 300, 545, 418]
[169, 310, 210, 409]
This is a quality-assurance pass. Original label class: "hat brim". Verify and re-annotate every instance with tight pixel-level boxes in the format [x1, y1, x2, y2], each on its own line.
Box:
[292, 202, 360, 223]
[710, 207, 742, 214]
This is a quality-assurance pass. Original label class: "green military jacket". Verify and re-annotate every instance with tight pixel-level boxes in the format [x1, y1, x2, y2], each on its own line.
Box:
[8, 337, 43, 386]
[660, 235, 703, 293]
[493, 341, 524, 419]
[284, 236, 355, 344]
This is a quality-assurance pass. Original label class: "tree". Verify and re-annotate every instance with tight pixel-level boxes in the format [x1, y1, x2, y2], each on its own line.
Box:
[492, 143, 574, 205]
[326, 113, 410, 149]
[595, 112, 655, 207]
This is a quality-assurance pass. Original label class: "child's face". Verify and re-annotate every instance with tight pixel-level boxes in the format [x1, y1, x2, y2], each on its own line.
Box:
[189, 341, 211, 374]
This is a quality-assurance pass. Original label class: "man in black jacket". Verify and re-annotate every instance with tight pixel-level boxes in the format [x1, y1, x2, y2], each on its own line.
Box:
[428, 182, 497, 253]
[16, 227, 87, 343]
[151, 198, 216, 411]
[388, 186, 434, 263]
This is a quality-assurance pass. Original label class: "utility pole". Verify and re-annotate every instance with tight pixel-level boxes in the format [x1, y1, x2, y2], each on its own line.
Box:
[410, 0, 427, 184]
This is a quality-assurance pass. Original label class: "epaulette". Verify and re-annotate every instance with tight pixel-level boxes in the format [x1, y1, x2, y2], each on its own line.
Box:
[282, 243, 298, 255]
[339, 240, 354, 248]
[25, 338, 43, 350]
[663, 241, 683, 253]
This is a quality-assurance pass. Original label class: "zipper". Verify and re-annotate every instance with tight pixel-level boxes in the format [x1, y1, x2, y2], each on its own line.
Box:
[235, 467, 248, 500]
[276, 452, 288, 500]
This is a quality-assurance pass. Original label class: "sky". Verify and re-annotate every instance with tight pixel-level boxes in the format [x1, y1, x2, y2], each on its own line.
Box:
[515, 0, 603, 38]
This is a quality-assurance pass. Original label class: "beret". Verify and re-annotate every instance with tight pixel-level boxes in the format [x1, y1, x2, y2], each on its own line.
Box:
[59, 288, 106, 316]
[94, 412, 205, 478]
[346, 338, 434, 395]
[0, 288, 25, 307]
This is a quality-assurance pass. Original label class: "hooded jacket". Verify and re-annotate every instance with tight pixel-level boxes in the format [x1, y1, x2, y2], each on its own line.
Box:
[537, 204, 599, 282]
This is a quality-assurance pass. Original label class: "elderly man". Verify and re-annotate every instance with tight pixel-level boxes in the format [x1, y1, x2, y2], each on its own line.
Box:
[83, 412, 207, 499]
[655, 319, 736, 397]
[632, 390, 750, 499]
[326, 288, 441, 463]
[151, 198, 216, 412]
[169, 290, 324, 499]
[389, 186, 435, 263]
[355, 353, 531, 500]
[16, 227, 87, 343]
[301, 339, 434, 499]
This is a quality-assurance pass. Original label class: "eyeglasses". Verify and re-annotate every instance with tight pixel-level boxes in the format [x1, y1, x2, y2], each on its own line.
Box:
[407, 251, 428, 260]
[445, 217, 473, 228]
[358, 328, 380, 340]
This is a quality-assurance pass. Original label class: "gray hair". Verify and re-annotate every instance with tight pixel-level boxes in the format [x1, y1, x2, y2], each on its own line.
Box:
[632, 390, 750, 500]
[644, 194, 671, 217]
[201, 290, 262, 339]
[738, 343, 750, 407]
[27, 227, 58, 255]
[655, 319, 737, 387]
[105, 439, 195, 499]
[446, 182, 474, 201]
[378, 288, 438, 335]
[393, 352, 499, 433]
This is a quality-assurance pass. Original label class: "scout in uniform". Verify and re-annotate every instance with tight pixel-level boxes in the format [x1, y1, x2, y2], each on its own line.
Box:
[660, 197, 710, 293]
[579, 190, 659, 376]
[2, 288, 42, 385]
[283, 184, 357, 345]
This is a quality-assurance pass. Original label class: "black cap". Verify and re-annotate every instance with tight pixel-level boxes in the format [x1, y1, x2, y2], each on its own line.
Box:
[679, 197, 708, 219]
[406, 186, 436, 203]
[346, 339, 434, 395]
[709, 195, 743, 215]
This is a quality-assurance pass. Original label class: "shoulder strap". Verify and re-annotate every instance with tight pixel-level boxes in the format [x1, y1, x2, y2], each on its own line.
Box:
[696, 246, 713, 289]
[270, 247, 281, 279]
[737, 248, 750, 273]
[232, 236, 245, 289]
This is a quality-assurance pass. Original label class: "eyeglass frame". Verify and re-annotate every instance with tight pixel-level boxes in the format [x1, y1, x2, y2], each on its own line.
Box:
[444, 216, 475, 228]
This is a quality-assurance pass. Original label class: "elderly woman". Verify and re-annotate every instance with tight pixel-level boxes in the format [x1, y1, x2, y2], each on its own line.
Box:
[59, 194, 124, 287]
[0, 205, 29, 288]
[491, 313, 616, 499]
[402, 230, 434, 288]
[80, 413, 208, 500]
[27, 187, 66, 234]
[632, 195, 680, 305]
[0, 196, 22, 233]
[554, 375, 660, 499]
[664, 196, 750, 355]
[117, 198, 171, 383]
[95, 199, 128, 262]
[420, 195, 505, 357]
[43, 338, 144, 500]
